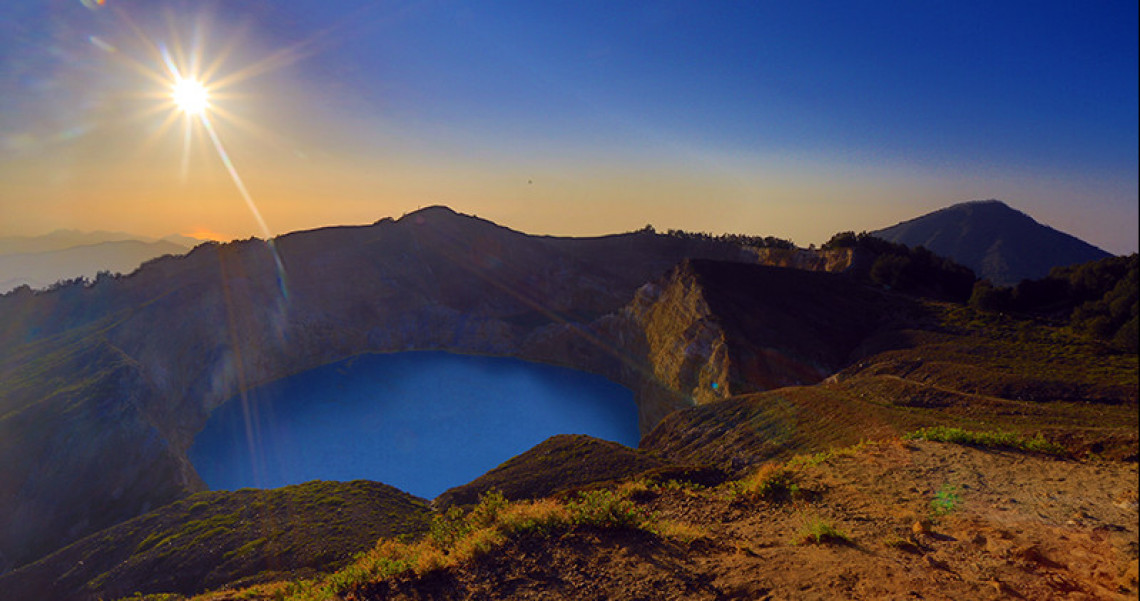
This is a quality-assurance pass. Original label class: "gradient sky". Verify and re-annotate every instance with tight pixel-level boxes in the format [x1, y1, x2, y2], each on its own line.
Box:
[1, 1, 1137, 253]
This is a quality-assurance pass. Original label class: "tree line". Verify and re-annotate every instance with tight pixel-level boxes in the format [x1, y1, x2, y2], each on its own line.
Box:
[970, 253, 1138, 352]
[821, 231, 976, 302]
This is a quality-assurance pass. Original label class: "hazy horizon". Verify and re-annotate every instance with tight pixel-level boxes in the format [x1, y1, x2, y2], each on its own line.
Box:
[0, 198, 1129, 259]
[2, 2, 1136, 254]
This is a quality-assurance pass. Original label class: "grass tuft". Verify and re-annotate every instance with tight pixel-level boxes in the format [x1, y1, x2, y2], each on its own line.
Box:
[735, 463, 799, 501]
[275, 486, 699, 599]
[905, 426, 1067, 456]
[795, 516, 851, 546]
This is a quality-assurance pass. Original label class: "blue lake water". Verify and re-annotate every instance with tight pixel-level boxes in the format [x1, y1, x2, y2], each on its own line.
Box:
[188, 351, 640, 499]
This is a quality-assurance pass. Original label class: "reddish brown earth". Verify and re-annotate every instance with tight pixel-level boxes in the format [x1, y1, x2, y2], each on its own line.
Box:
[197, 440, 1138, 601]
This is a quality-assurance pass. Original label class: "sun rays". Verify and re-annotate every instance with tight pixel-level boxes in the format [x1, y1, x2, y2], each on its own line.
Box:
[145, 15, 271, 240]
[81, 5, 301, 349]
[92, 4, 306, 301]
[87, 3, 325, 245]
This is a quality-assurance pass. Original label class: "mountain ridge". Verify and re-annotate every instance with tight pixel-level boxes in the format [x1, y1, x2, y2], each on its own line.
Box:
[872, 199, 1111, 286]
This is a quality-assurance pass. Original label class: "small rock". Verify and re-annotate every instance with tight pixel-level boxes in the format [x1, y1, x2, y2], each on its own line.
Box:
[988, 579, 1017, 598]
[1012, 544, 1042, 561]
[923, 555, 949, 570]
[912, 519, 933, 536]
[1123, 559, 1139, 588]
[985, 538, 1013, 557]
[1012, 544, 1063, 569]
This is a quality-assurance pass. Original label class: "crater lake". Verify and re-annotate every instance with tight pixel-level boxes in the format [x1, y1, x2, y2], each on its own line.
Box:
[188, 351, 640, 498]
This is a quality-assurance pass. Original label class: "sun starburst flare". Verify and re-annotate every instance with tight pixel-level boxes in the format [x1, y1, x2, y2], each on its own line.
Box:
[95, 4, 318, 246]
[171, 76, 209, 116]
[97, 5, 296, 311]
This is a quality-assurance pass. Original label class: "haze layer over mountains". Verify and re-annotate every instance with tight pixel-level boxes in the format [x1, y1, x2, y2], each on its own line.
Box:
[0, 230, 198, 293]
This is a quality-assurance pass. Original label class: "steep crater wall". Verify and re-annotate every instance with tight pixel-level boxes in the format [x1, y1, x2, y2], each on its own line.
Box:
[0, 208, 763, 571]
[0, 209, 889, 573]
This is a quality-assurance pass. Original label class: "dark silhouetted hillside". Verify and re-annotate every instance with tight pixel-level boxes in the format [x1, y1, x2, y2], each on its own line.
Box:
[969, 253, 1139, 352]
[872, 200, 1111, 286]
[819, 231, 976, 301]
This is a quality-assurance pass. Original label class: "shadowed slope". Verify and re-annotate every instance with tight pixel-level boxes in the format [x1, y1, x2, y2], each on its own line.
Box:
[0, 481, 431, 601]
[435, 434, 723, 508]
[643, 299, 1138, 472]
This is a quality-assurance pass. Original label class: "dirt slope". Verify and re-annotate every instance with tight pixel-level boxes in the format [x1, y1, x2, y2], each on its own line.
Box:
[215, 440, 1135, 601]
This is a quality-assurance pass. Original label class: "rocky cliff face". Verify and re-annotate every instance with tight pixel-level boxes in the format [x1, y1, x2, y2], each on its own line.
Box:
[749, 246, 860, 273]
[519, 258, 898, 438]
[613, 259, 899, 424]
[516, 265, 732, 435]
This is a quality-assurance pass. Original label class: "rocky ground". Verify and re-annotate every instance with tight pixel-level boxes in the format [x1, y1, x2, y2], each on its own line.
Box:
[193, 439, 1138, 601]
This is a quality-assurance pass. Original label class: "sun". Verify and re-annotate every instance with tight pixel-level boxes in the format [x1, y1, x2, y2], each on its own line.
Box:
[171, 76, 210, 115]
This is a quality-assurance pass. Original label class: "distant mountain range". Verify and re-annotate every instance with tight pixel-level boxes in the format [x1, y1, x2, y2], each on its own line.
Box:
[1, 200, 1112, 294]
[0, 229, 200, 256]
[872, 199, 1111, 286]
[0, 231, 200, 293]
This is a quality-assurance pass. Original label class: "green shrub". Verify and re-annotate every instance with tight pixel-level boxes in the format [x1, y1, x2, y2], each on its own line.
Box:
[429, 504, 472, 549]
[905, 426, 1067, 456]
[567, 489, 651, 529]
[930, 484, 960, 516]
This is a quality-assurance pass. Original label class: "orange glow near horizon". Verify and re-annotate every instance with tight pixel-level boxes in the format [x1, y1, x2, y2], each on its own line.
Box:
[185, 228, 230, 242]
[3, 146, 1135, 256]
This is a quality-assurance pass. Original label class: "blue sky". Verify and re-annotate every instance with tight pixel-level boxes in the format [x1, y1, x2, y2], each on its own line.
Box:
[1, 1, 1137, 252]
